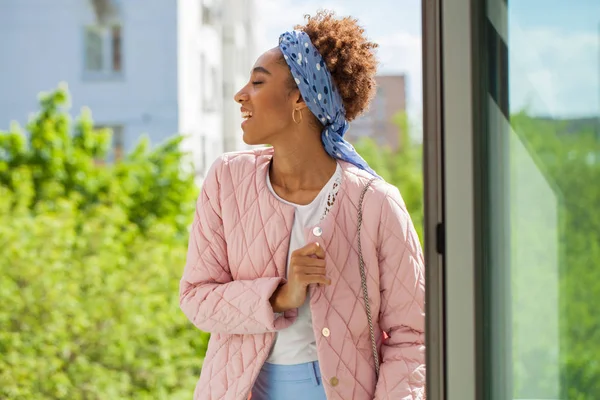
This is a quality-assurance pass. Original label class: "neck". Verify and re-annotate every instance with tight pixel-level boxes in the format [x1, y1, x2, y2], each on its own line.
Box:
[269, 129, 337, 192]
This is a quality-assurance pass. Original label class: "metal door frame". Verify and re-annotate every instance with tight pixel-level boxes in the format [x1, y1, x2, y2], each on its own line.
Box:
[423, 0, 480, 399]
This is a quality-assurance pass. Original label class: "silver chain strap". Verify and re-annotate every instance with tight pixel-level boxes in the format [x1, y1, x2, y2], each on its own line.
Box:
[357, 178, 380, 378]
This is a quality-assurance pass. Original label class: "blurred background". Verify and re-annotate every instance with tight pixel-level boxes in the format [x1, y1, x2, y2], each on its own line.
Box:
[0, 0, 599, 399]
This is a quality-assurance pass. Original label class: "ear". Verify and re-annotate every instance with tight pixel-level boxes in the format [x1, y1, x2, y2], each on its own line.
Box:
[293, 91, 309, 110]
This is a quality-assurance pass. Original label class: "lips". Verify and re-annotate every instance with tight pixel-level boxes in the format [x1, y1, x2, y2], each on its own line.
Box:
[240, 107, 253, 120]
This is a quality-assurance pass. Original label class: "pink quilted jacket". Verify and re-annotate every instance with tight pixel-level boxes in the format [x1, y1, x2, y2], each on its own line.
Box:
[180, 148, 425, 400]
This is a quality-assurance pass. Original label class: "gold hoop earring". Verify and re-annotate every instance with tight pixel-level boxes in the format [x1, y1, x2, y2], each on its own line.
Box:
[292, 108, 303, 124]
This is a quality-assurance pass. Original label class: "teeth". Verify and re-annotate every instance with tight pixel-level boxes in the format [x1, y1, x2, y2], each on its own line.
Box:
[242, 111, 253, 119]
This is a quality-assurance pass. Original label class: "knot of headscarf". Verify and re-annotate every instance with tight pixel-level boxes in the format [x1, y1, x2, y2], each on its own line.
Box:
[278, 30, 380, 178]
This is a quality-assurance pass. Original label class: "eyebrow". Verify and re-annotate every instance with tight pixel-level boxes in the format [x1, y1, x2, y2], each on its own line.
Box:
[252, 66, 272, 76]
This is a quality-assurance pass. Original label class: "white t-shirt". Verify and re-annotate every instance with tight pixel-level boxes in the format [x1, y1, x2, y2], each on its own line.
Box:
[265, 163, 342, 365]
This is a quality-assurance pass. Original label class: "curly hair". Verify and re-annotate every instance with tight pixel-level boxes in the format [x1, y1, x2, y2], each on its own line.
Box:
[293, 10, 379, 121]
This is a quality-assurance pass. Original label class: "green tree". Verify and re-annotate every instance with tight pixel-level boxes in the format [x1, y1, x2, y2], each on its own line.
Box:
[0, 84, 198, 238]
[0, 86, 209, 399]
[353, 111, 424, 242]
[510, 113, 600, 399]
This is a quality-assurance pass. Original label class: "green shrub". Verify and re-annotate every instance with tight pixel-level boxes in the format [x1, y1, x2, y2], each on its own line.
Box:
[0, 84, 198, 238]
[354, 111, 424, 242]
[0, 86, 209, 399]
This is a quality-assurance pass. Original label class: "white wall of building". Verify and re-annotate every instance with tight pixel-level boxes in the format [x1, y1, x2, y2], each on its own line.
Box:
[221, 0, 257, 153]
[0, 0, 255, 182]
[0, 0, 180, 158]
[177, 0, 223, 179]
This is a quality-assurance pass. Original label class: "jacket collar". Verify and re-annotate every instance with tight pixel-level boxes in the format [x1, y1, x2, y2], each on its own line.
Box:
[252, 146, 375, 238]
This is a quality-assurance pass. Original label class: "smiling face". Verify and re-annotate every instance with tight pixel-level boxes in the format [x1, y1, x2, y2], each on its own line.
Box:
[234, 48, 300, 146]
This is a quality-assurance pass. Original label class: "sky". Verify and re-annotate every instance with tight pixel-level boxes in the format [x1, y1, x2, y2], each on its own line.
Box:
[254, 0, 600, 120]
[254, 0, 423, 122]
[509, 1, 600, 117]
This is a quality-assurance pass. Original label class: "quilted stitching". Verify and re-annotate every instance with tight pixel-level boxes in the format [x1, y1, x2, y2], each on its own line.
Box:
[180, 148, 425, 400]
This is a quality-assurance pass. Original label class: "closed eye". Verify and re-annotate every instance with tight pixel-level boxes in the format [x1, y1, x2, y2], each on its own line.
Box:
[252, 81, 263, 85]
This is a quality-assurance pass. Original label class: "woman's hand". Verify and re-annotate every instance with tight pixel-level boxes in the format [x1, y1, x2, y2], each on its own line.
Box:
[270, 242, 331, 312]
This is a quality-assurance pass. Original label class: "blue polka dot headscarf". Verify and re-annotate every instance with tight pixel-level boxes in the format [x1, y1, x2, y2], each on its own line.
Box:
[279, 30, 380, 178]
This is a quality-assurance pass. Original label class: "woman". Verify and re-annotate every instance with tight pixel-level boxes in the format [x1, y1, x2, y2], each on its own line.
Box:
[180, 11, 425, 400]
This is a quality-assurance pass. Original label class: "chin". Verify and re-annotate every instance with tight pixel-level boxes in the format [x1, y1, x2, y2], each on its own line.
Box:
[242, 131, 263, 146]
[242, 128, 270, 146]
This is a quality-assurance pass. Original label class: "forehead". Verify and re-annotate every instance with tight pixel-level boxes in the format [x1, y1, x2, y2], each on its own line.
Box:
[253, 47, 284, 71]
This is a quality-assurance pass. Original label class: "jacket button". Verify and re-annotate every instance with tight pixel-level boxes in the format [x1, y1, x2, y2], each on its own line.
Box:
[322, 327, 330, 337]
[312, 226, 323, 237]
[330, 376, 339, 387]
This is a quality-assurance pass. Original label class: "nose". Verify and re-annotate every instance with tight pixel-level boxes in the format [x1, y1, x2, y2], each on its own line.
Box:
[234, 87, 249, 104]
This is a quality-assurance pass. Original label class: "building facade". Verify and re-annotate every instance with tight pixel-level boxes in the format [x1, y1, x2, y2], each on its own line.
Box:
[221, 0, 257, 154]
[0, 0, 255, 181]
[347, 74, 407, 150]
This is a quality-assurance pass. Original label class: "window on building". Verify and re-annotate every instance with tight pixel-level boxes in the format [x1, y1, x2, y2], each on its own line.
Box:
[201, 53, 219, 112]
[210, 66, 219, 109]
[372, 89, 387, 123]
[201, 0, 218, 25]
[200, 54, 207, 110]
[97, 124, 125, 162]
[202, 5, 213, 25]
[112, 125, 124, 161]
[85, 28, 104, 71]
[111, 25, 122, 72]
[84, 24, 123, 77]
[199, 135, 207, 175]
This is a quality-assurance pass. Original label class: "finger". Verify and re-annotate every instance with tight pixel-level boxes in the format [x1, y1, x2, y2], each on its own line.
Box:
[313, 242, 326, 259]
[295, 242, 325, 258]
[298, 274, 332, 286]
[292, 256, 326, 268]
[296, 266, 327, 275]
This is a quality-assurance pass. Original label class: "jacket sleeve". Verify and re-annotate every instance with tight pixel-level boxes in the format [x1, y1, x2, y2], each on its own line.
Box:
[179, 157, 296, 335]
[374, 186, 426, 400]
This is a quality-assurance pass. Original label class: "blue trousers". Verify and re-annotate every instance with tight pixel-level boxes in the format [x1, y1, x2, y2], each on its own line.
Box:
[251, 361, 327, 400]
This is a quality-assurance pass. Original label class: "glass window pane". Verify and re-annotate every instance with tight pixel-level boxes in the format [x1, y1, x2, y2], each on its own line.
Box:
[97, 124, 125, 162]
[113, 125, 124, 161]
[85, 27, 104, 71]
[211, 66, 219, 110]
[484, 1, 600, 399]
[111, 25, 122, 72]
